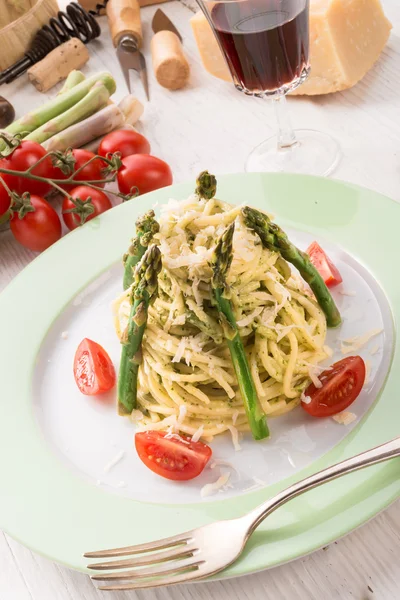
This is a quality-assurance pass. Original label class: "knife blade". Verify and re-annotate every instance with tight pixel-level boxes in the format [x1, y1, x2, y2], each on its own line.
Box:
[107, 0, 150, 100]
[152, 8, 182, 42]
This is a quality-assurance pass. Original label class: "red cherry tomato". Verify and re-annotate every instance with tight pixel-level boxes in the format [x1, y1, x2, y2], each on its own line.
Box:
[117, 154, 173, 196]
[302, 356, 366, 417]
[99, 130, 151, 159]
[0, 174, 13, 217]
[10, 195, 61, 252]
[54, 149, 106, 191]
[1, 141, 55, 196]
[62, 185, 112, 231]
[73, 338, 116, 395]
[306, 241, 342, 287]
[135, 431, 212, 481]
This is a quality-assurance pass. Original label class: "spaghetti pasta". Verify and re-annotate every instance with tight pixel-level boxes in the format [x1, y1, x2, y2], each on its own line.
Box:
[113, 194, 329, 440]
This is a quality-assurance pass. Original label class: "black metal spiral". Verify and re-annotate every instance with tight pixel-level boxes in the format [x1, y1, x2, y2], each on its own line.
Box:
[0, 3, 103, 85]
[88, 0, 110, 18]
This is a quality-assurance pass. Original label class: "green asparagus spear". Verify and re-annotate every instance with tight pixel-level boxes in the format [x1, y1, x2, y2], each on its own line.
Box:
[58, 70, 86, 95]
[25, 82, 110, 145]
[123, 210, 160, 290]
[242, 206, 341, 328]
[195, 170, 217, 199]
[118, 245, 162, 415]
[211, 223, 270, 441]
[1, 72, 116, 149]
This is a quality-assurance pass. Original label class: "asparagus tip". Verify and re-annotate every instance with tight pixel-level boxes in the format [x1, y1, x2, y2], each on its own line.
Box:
[195, 170, 217, 200]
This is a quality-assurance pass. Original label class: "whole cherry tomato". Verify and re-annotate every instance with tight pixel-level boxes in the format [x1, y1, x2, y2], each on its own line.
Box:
[99, 130, 151, 159]
[10, 195, 62, 251]
[117, 154, 172, 196]
[62, 186, 112, 230]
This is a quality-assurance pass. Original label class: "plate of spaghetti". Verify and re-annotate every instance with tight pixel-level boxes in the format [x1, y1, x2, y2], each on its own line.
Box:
[0, 172, 398, 577]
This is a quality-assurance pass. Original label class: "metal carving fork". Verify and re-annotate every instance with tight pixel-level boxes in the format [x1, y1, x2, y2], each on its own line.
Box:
[85, 436, 400, 590]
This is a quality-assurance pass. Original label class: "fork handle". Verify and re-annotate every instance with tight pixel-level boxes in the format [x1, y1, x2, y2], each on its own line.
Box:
[107, 0, 143, 48]
[246, 436, 400, 534]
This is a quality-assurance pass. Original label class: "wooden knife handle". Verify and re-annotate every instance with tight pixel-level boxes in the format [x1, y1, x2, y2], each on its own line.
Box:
[106, 0, 143, 48]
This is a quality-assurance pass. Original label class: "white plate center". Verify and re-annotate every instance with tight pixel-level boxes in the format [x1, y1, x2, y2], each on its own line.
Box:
[32, 231, 394, 504]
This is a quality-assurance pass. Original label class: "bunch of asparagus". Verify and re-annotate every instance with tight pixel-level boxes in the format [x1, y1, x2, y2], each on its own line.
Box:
[0, 70, 144, 154]
[117, 173, 341, 442]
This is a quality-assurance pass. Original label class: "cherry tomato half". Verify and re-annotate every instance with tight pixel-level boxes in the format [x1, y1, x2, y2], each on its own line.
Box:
[306, 241, 342, 287]
[73, 338, 116, 395]
[117, 154, 173, 197]
[302, 356, 366, 417]
[10, 195, 61, 252]
[98, 130, 151, 159]
[135, 431, 212, 481]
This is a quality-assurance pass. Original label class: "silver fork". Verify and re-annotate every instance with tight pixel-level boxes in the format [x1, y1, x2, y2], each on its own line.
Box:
[85, 436, 400, 591]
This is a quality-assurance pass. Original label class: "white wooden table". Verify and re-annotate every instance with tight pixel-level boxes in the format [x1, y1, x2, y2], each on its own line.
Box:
[1, 0, 399, 598]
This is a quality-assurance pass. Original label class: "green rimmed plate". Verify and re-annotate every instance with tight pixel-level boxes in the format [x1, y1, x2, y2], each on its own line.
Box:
[0, 173, 399, 579]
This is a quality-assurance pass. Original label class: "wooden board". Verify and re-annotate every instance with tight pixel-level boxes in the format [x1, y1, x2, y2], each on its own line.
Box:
[0, 0, 59, 70]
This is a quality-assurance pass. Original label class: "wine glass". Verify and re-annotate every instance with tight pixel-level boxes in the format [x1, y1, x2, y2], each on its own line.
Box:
[196, 0, 340, 176]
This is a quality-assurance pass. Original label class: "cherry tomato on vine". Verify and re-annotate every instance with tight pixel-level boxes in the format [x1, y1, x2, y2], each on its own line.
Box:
[302, 356, 366, 417]
[10, 195, 61, 252]
[55, 149, 107, 191]
[98, 130, 151, 159]
[62, 185, 112, 231]
[0, 174, 13, 217]
[117, 154, 173, 197]
[0, 141, 55, 196]
[73, 338, 116, 395]
[135, 431, 212, 481]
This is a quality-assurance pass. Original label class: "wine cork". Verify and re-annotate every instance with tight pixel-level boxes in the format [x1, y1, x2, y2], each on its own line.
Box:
[151, 30, 190, 91]
[27, 38, 90, 93]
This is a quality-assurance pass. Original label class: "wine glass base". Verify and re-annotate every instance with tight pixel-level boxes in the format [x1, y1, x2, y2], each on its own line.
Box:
[245, 129, 341, 177]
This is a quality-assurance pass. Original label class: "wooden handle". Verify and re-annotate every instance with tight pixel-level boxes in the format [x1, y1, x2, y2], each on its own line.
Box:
[27, 38, 90, 93]
[151, 31, 190, 90]
[106, 0, 143, 48]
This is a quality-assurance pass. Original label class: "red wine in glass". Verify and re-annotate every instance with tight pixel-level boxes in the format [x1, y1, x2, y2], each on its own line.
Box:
[210, 0, 309, 95]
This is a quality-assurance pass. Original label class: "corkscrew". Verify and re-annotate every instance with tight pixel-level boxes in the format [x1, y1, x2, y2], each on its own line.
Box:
[0, 2, 106, 86]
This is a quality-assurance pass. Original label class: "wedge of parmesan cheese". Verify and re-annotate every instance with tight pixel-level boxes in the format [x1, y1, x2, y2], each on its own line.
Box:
[190, 0, 391, 95]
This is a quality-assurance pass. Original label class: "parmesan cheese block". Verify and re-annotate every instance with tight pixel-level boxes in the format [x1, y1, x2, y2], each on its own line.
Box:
[190, 0, 392, 95]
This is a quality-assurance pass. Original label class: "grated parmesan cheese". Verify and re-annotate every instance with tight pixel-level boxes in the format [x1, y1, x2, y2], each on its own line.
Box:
[332, 411, 357, 425]
[340, 328, 383, 355]
[61, 331, 69, 340]
[201, 472, 231, 497]
[164, 432, 190, 444]
[175, 405, 187, 431]
[308, 367, 323, 389]
[172, 314, 186, 326]
[338, 290, 356, 296]
[227, 425, 242, 451]
[131, 409, 144, 423]
[172, 337, 188, 363]
[103, 450, 125, 473]
[300, 391, 312, 404]
[192, 278, 203, 308]
[237, 306, 263, 328]
[191, 424, 204, 442]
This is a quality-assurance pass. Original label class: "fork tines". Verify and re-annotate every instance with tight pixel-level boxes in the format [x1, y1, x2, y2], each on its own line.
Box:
[85, 533, 204, 591]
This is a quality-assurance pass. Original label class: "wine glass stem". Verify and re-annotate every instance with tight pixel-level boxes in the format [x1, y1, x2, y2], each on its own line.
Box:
[274, 94, 297, 150]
